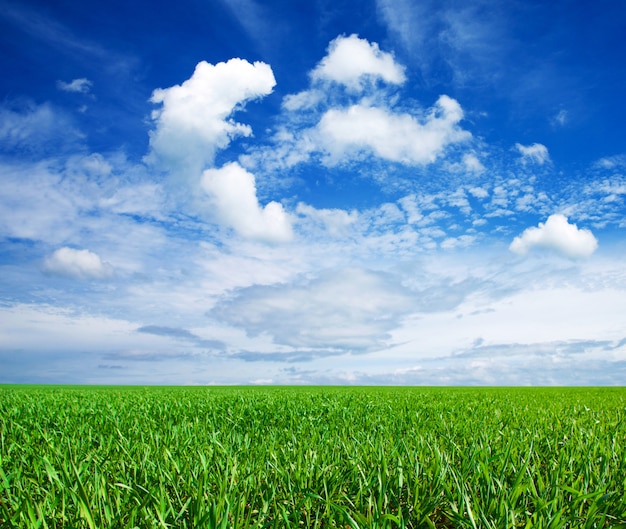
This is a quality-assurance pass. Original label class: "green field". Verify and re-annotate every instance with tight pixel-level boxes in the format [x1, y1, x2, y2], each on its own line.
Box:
[1, 386, 625, 528]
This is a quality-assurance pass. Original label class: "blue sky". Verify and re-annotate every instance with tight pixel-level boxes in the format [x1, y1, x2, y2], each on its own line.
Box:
[1, 0, 626, 385]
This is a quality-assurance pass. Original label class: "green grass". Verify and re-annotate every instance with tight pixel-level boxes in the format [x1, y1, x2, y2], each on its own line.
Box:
[1, 386, 625, 528]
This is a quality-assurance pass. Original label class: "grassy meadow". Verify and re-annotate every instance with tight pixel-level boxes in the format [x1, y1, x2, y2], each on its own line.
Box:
[1, 385, 625, 528]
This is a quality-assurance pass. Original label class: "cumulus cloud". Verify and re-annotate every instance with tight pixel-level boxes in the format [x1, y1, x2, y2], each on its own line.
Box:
[311, 34, 406, 90]
[251, 36, 470, 172]
[57, 78, 92, 94]
[510, 214, 598, 259]
[147, 59, 276, 172]
[43, 247, 113, 279]
[515, 142, 550, 165]
[201, 162, 293, 242]
[316, 95, 470, 165]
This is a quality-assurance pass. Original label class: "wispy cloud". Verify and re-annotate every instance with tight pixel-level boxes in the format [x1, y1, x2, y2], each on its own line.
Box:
[137, 325, 226, 350]
[375, 0, 512, 86]
[515, 142, 550, 165]
[551, 109, 569, 127]
[0, 2, 137, 77]
[0, 101, 82, 155]
[57, 78, 93, 94]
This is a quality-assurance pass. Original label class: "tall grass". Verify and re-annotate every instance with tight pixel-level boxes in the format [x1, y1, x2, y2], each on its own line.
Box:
[1, 386, 625, 528]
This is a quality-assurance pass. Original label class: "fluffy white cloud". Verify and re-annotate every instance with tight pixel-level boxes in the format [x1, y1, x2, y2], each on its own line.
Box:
[510, 214, 598, 259]
[515, 142, 550, 165]
[317, 95, 470, 165]
[251, 36, 469, 172]
[311, 34, 406, 90]
[43, 247, 113, 279]
[147, 59, 275, 172]
[201, 162, 293, 243]
[57, 78, 93, 93]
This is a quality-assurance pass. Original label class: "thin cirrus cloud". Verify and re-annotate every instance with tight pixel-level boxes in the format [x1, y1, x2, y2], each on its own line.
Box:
[0, 102, 81, 154]
[375, 0, 512, 86]
[510, 214, 598, 259]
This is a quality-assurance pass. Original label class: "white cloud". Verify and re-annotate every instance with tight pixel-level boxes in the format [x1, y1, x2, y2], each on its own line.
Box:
[296, 203, 358, 237]
[311, 34, 406, 90]
[0, 155, 169, 261]
[593, 155, 626, 170]
[462, 153, 485, 173]
[440, 234, 475, 249]
[0, 304, 135, 352]
[249, 36, 470, 173]
[57, 78, 92, 93]
[65, 152, 112, 178]
[147, 59, 276, 172]
[552, 109, 568, 127]
[210, 267, 415, 351]
[317, 95, 470, 165]
[468, 186, 489, 199]
[445, 153, 484, 174]
[510, 214, 598, 259]
[398, 195, 423, 224]
[43, 247, 113, 279]
[515, 142, 550, 165]
[0, 101, 80, 153]
[0, 161, 82, 243]
[282, 89, 325, 111]
[201, 162, 293, 243]
[444, 187, 471, 214]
